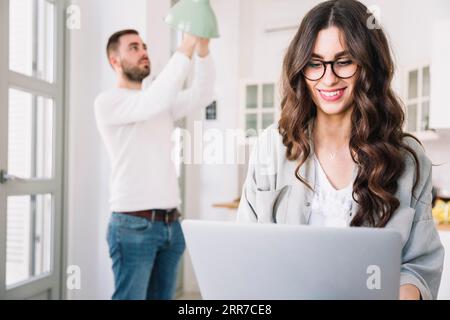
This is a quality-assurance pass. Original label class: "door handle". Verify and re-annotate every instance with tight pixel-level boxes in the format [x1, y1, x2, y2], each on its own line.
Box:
[0, 170, 26, 184]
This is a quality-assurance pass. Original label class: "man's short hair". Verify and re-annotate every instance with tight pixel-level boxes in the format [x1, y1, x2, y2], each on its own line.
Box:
[106, 29, 139, 64]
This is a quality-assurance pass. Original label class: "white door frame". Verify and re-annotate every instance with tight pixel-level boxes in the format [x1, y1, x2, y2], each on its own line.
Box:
[0, 0, 66, 300]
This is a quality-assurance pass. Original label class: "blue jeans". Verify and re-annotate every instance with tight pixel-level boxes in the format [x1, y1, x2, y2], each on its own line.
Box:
[106, 212, 186, 300]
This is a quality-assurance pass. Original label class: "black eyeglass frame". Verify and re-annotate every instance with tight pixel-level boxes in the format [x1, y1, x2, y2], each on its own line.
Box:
[302, 60, 359, 81]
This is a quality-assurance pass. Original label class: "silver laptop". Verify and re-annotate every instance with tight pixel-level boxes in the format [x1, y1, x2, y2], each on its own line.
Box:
[181, 220, 402, 300]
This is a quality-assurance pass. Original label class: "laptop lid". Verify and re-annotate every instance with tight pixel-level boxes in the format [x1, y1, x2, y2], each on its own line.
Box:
[182, 220, 402, 300]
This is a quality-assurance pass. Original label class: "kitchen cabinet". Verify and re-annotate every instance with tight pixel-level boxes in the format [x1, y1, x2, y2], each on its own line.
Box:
[404, 64, 440, 141]
[430, 19, 450, 129]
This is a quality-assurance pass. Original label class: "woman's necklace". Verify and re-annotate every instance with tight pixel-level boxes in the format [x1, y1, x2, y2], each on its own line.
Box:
[329, 151, 338, 160]
[319, 144, 348, 160]
[313, 129, 350, 161]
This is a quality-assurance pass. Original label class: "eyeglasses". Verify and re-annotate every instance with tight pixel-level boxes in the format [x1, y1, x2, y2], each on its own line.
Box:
[302, 59, 358, 81]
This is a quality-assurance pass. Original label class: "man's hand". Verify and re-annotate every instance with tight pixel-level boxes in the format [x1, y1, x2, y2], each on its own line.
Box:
[196, 38, 210, 58]
[178, 33, 200, 59]
[399, 284, 421, 300]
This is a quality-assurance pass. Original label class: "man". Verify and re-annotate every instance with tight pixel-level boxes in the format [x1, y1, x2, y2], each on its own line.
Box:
[94, 29, 215, 300]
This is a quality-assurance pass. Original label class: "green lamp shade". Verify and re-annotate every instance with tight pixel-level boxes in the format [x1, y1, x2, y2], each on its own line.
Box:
[165, 0, 220, 39]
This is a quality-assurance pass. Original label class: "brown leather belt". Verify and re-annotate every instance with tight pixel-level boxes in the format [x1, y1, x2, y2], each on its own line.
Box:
[120, 209, 181, 224]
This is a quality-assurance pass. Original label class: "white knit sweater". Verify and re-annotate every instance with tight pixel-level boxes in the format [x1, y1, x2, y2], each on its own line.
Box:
[95, 52, 215, 212]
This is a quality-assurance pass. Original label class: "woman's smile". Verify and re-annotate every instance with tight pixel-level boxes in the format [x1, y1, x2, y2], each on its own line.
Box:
[317, 87, 347, 102]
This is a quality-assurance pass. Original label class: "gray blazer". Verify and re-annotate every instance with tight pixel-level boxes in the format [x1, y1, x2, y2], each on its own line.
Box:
[237, 124, 445, 300]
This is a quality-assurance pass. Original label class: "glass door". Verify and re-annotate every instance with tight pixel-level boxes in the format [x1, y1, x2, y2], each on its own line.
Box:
[0, 0, 65, 300]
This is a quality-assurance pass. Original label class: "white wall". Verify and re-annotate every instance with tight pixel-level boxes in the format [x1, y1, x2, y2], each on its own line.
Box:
[182, 0, 242, 293]
[67, 0, 147, 299]
[197, 0, 241, 222]
[422, 130, 450, 192]
[147, 0, 171, 78]
[239, 0, 322, 81]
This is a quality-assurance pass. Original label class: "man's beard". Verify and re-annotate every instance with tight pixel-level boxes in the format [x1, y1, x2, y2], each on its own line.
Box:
[121, 60, 150, 83]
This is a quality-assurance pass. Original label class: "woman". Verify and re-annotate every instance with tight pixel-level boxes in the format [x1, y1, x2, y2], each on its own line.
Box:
[237, 0, 444, 300]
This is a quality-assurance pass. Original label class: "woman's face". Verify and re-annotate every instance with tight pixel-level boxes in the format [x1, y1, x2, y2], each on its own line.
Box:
[305, 26, 357, 116]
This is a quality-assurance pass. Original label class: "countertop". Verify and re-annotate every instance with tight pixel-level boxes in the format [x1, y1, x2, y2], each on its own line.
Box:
[212, 200, 450, 232]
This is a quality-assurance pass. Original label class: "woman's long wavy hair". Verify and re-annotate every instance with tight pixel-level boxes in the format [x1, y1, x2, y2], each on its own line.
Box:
[279, 0, 421, 227]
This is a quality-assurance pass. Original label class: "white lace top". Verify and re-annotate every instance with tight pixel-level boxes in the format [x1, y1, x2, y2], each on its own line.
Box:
[308, 154, 356, 228]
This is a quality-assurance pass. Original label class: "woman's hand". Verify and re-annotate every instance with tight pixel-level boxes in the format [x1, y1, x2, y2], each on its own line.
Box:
[196, 38, 210, 58]
[399, 284, 421, 300]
